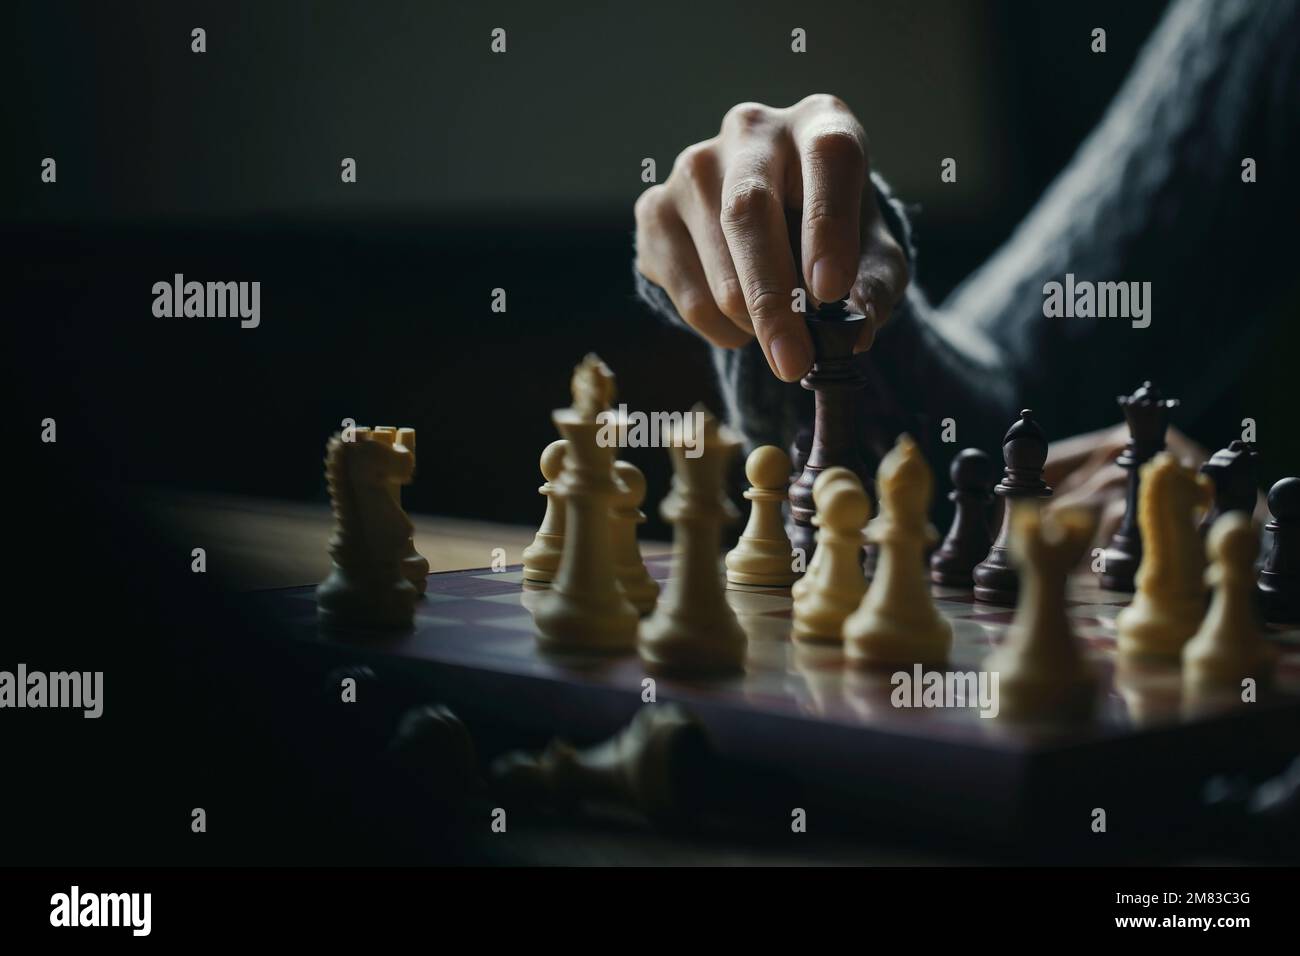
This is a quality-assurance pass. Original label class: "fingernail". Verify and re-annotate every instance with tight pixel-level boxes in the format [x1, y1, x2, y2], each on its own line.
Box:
[812, 258, 846, 302]
[770, 332, 812, 382]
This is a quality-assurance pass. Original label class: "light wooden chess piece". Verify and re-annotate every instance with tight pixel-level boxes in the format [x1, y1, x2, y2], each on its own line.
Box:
[522, 439, 569, 584]
[793, 472, 871, 643]
[534, 356, 639, 654]
[316, 427, 421, 630]
[611, 460, 660, 615]
[1183, 512, 1276, 697]
[791, 467, 862, 603]
[639, 406, 747, 675]
[844, 434, 953, 666]
[369, 427, 430, 593]
[726, 445, 799, 587]
[983, 503, 1098, 721]
[391, 427, 430, 593]
[1116, 452, 1214, 659]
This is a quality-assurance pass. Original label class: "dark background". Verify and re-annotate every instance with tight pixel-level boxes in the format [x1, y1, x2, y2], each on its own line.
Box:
[6, 0, 1294, 868]
[8, 0, 1179, 538]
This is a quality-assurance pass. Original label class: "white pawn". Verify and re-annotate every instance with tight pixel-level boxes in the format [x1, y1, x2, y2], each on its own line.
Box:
[611, 460, 660, 615]
[1116, 453, 1214, 659]
[793, 474, 871, 643]
[844, 434, 952, 667]
[639, 408, 747, 676]
[1183, 512, 1276, 694]
[522, 440, 568, 584]
[726, 445, 798, 587]
[983, 504, 1098, 720]
[791, 467, 862, 604]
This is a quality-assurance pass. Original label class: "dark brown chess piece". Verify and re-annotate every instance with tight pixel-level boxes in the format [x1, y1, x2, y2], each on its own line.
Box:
[1199, 440, 1260, 534]
[1098, 382, 1179, 592]
[973, 410, 1052, 605]
[787, 300, 870, 560]
[1258, 477, 1300, 625]
[930, 448, 995, 587]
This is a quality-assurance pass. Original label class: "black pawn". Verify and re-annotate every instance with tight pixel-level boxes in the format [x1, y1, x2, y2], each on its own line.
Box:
[930, 448, 995, 587]
[1199, 440, 1260, 534]
[786, 300, 870, 560]
[1258, 477, 1300, 625]
[1099, 382, 1179, 591]
[973, 410, 1052, 605]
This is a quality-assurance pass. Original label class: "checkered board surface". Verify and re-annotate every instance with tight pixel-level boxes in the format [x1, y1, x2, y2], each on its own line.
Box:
[255, 553, 1300, 749]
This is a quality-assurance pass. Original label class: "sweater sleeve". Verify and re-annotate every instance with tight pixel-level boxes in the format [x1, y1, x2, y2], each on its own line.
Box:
[634, 0, 1300, 464]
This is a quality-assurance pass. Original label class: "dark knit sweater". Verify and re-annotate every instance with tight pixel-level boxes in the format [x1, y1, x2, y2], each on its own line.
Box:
[634, 0, 1300, 478]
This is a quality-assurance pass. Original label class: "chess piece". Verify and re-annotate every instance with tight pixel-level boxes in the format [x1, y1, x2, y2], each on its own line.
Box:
[1258, 477, 1300, 625]
[491, 704, 710, 826]
[793, 472, 871, 643]
[1184, 513, 1275, 694]
[930, 448, 995, 587]
[534, 355, 639, 654]
[791, 467, 863, 603]
[1199, 440, 1260, 535]
[1116, 453, 1214, 658]
[611, 460, 660, 615]
[787, 300, 870, 561]
[1100, 382, 1179, 591]
[983, 504, 1098, 721]
[522, 440, 569, 584]
[639, 407, 748, 675]
[368, 427, 430, 593]
[725, 445, 798, 587]
[844, 434, 953, 666]
[973, 410, 1053, 605]
[316, 428, 421, 630]
[387, 704, 484, 801]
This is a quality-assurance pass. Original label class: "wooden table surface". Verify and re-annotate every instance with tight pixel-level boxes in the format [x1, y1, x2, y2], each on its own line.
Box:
[142, 491, 670, 590]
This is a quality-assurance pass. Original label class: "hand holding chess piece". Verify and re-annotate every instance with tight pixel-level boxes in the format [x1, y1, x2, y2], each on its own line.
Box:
[1116, 453, 1214, 659]
[984, 503, 1098, 721]
[844, 434, 953, 666]
[726, 445, 798, 587]
[316, 427, 421, 630]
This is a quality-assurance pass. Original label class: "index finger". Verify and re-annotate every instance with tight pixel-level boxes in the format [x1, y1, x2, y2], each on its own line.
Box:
[718, 156, 811, 382]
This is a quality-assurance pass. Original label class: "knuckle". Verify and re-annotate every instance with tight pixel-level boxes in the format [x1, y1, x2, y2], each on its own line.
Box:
[720, 178, 777, 227]
[633, 185, 670, 228]
[744, 283, 791, 318]
[672, 142, 719, 188]
[714, 278, 748, 318]
[799, 92, 848, 114]
[802, 196, 841, 230]
[722, 101, 772, 134]
[806, 127, 865, 165]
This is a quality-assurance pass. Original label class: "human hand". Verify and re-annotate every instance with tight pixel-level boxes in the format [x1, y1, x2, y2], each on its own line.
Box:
[634, 95, 909, 382]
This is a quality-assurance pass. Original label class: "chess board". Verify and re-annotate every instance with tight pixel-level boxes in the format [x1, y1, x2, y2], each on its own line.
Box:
[252, 554, 1300, 844]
